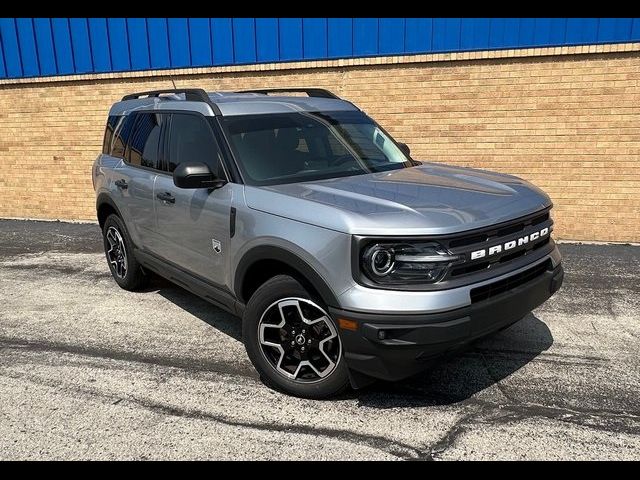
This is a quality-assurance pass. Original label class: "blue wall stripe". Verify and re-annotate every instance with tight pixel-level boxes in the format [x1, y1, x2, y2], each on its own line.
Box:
[69, 18, 93, 73]
[147, 18, 170, 69]
[0, 19, 23, 77]
[126, 18, 150, 70]
[405, 18, 432, 53]
[16, 18, 39, 76]
[279, 18, 303, 61]
[328, 18, 352, 58]
[379, 18, 405, 54]
[211, 18, 233, 65]
[255, 18, 278, 62]
[353, 18, 378, 56]
[189, 18, 211, 66]
[88, 18, 111, 72]
[1, 18, 639, 79]
[107, 18, 130, 71]
[51, 18, 74, 74]
[433, 18, 462, 51]
[303, 18, 328, 59]
[167, 18, 190, 68]
[233, 18, 256, 64]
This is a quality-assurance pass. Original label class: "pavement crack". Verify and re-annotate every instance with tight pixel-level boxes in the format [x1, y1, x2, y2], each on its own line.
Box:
[428, 408, 481, 460]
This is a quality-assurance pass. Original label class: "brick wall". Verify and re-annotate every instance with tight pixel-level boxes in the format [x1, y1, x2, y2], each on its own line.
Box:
[0, 45, 638, 242]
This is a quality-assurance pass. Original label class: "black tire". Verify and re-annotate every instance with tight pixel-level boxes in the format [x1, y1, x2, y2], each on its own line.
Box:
[243, 275, 349, 399]
[102, 214, 149, 291]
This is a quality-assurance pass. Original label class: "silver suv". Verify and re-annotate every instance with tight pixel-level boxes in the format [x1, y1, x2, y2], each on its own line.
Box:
[93, 88, 564, 398]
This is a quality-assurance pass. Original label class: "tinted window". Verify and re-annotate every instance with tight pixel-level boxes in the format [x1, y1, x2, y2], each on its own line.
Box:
[126, 113, 164, 170]
[102, 115, 118, 155]
[223, 111, 414, 185]
[167, 113, 222, 174]
[111, 114, 136, 159]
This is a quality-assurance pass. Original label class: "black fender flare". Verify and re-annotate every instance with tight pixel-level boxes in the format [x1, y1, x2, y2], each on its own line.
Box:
[96, 192, 124, 225]
[234, 245, 340, 308]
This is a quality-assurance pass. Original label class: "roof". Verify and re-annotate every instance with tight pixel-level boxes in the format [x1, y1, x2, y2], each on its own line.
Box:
[108, 89, 359, 117]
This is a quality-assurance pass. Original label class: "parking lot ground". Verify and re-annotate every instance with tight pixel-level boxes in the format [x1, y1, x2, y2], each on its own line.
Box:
[0, 219, 639, 460]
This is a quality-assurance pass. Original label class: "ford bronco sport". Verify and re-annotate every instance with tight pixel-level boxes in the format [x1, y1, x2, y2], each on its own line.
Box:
[93, 88, 564, 398]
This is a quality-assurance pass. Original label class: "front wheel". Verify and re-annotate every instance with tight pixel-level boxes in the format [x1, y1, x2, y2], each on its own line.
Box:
[243, 275, 349, 399]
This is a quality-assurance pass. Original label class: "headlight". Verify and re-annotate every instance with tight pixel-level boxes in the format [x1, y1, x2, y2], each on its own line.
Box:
[361, 242, 461, 285]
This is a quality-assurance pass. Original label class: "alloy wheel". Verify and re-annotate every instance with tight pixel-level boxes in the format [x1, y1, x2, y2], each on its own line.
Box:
[106, 226, 128, 279]
[258, 298, 341, 383]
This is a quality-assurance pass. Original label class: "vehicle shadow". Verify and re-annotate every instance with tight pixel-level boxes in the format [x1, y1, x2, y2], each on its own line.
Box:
[149, 276, 242, 342]
[353, 313, 554, 407]
[148, 275, 553, 407]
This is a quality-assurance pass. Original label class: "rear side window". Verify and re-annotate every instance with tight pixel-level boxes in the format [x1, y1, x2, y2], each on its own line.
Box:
[167, 113, 222, 175]
[102, 115, 118, 154]
[126, 113, 165, 170]
[111, 114, 136, 159]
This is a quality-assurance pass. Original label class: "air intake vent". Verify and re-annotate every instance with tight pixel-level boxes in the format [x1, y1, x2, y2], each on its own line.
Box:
[470, 260, 551, 303]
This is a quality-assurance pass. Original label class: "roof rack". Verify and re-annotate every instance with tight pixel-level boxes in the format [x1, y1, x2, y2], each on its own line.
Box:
[235, 88, 339, 99]
[121, 88, 211, 102]
[121, 88, 221, 115]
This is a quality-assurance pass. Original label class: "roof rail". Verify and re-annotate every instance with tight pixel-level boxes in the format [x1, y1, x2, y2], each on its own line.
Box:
[236, 88, 339, 99]
[121, 88, 211, 102]
[121, 88, 221, 115]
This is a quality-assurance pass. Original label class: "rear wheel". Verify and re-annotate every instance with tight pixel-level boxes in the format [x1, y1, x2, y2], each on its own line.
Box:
[102, 214, 148, 291]
[243, 275, 349, 398]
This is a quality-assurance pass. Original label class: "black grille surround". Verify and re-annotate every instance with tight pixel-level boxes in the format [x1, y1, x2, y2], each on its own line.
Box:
[352, 207, 556, 291]
[470, 259, 552, 303]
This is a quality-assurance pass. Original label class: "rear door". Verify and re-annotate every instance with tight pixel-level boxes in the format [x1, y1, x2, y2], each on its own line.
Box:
[152, 112, 233, 286]
[111, 112, 166, 249]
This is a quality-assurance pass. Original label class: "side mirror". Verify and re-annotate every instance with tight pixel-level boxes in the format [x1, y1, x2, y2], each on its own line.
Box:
[398, 142, 411, 157]
[173, 162, 227, 189]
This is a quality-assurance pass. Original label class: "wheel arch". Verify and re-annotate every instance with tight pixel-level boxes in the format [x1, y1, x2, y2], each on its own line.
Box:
[96, 193, 124, 229]
[234, 246, 340, 308]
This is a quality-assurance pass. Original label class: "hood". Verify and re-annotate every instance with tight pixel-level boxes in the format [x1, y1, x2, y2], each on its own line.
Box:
[244, 163, 552, 235]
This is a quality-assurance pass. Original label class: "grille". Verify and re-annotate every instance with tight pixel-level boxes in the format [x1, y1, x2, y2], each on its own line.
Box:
[470, 260, 551, 303]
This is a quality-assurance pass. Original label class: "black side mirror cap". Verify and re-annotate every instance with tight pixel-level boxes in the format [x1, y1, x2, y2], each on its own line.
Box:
[172, 162, 227, 189]
[398, 142, 411, 157]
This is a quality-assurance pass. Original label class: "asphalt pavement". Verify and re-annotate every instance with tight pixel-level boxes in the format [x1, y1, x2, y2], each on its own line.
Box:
[0, 219, 639, 460]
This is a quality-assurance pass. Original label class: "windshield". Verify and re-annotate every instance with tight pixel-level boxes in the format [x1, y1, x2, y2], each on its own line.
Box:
[223, 111, 415, 185]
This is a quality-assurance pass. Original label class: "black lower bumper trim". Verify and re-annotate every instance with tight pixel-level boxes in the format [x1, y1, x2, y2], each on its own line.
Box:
[331, 264, 564, 386]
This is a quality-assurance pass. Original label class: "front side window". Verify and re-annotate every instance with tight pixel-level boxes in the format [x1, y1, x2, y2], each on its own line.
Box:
[167, 113, 223, 175]
[126, 113, 164, 170]
[223, 111, 415, 185]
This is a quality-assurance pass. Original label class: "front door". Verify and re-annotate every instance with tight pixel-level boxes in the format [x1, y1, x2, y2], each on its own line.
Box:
[153, 112, 232, 287]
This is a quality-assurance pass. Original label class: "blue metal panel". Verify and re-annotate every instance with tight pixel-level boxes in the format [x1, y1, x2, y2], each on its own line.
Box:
[405, 18, 432, 53]
[0, 36, 5, 78]
[69, 18, 93, 73]
[533, 18, 567, 46]
[489, 18, 521, 48]
[518, 18, 536, 46]
[0, 18, 23, 77]
[15, 18, 39, 76]
[379, 18, 405, 54]
[328, 18, 352, 58]
[279, 18, 303, 60]
[433, 18, 461, 52]
[107, 18, 130, 71]
[633, 18, 640, 39]
[147, 18, 170, 69]
[461, 17, 490, 50]
[597, 18, 634, 43]
[353, 18, 378, 56]
[126, 18, 150, 70]
[566, 18, 600, 45]
[211, 18, 233, 65]
[189, 18, 212, 66]
[88, 18, 111, 72]
[233, 18, 256, 64]
[51, 18, 74, 74]
[168, 18, 190, 68]
[303, 18, 327, 59]
[255, 18, 278, 62]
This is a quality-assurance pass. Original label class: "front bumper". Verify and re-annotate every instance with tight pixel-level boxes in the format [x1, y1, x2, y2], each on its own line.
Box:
[330, 262, 564, 386]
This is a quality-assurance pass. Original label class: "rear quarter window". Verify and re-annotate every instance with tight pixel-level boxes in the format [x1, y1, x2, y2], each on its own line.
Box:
[102, 115, 118, 155]
[111, 114, 136, 159]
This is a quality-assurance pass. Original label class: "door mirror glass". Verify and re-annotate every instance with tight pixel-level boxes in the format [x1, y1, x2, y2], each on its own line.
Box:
[172, 162, 226, 189]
